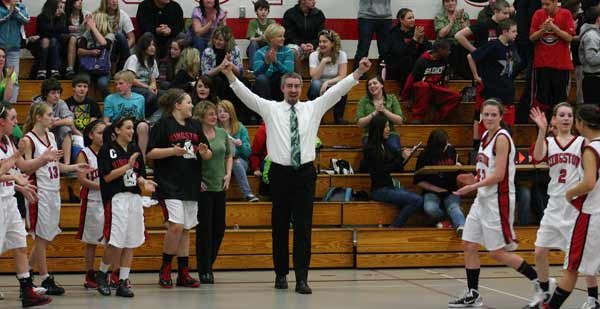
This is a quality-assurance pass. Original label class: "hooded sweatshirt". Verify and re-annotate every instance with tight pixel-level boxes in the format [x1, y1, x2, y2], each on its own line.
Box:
[358, 0, 392, 19]
[282, 4, 325, 48]
[579, 23, 600, 74]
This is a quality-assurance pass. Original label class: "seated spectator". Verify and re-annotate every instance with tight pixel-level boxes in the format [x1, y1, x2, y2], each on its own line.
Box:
[579, 5, 600, 105]
[158, 34, 185, 90]
[192, 75, 219, 105]
[401, 39, 460, 124]
[189, 0, 227, 55]
[33, 78, 79, 164]
[35, 0, 69, 79]
[124, 33, 160, 122]
[249, 121, 270, 196]
[246, 0, 275, 69]
[414, 128, 465, 235]
[217, 100, 259, 202]
[135, 0, 184, 59]
[467, 19, 520, 138]
[355, 75, 404, 151]
[103, 70, 149, 161]
[171, 47, 200, 93]
[308, 29, 349, 124]
[383, 8, 431, 88]
[64, 0, 89, 78]
[283, 0, 325, 71]
[252, 23, 294, 101]
[363, 114, 423, 227]
[434, 0, 471, 79]
[0, 48, 18, 102]
[65, 74, 102, 133]
[0, 0, 29, 102]
[97, 0, 136, 68]
[77, 12, 115, 100]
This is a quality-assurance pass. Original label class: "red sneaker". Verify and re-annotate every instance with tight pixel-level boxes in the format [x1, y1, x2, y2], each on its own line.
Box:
[21, 286, 52, 308]
[176, 268, 200, 288]
[109, 271, 119, 289]
[84, 270, 97, 289]
[158, 264, 173, 288]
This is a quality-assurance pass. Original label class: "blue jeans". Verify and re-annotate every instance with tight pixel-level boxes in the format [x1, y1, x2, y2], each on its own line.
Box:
[232, 158, 254, 198]
[423, 192, 465, 227]
[353, 18, 392, 70]
[38, 37, 61, 72]
[191, 35, 209, 56]
[112, 32, 131, 64]
[516, 185, 531, 226]
[372, 186, 423, 227]
[80, 69, 109, 100]
[6, 50, 19, 103]
[246, 40, 266, 71]
[308, 79, 348, 123]
[362, 134, 401, 152]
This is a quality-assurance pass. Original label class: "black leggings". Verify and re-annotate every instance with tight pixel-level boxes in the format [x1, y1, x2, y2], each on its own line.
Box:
[195, 191, 226, 274]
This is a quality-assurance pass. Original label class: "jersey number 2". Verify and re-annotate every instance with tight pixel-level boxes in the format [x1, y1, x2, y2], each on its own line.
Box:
[558, 169, 567, 184]
[48, 166, 59, 179]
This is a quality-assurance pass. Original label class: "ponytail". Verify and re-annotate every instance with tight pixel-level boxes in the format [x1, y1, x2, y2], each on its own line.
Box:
[23, 103, 50, 133]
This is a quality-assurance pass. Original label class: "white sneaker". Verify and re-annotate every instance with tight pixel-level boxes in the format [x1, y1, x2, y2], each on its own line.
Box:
[0, 291, 4, 300]
[580, 297, 600, 309]
[448, 288, 483, 307]
[525, 279, 546, 308]
[33, 287, 47, 295]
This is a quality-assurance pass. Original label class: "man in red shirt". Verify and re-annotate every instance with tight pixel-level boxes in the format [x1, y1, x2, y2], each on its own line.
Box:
[529, 0, 575, 114]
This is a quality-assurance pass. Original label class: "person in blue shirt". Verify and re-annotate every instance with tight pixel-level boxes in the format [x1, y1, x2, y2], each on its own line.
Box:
[0, 0, 29, 103]
[252, 23, 294, 101]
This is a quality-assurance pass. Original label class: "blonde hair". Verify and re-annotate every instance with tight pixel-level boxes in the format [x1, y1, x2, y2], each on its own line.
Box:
[217, 100, 240, 135]
[192, 100, 217, 125]
[317, 29, 342, 66]
[97, 0, 120, 33]
[210, 25, 236, 53]
[176, 48, 200, 77]
[92, 12, 111, 36]
[24, 103, 51, 133]
[114, 70, 135, 83]
[263, 23, 284, 43]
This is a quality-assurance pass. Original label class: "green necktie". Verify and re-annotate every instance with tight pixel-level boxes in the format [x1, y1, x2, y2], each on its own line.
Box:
[290, 106, 301, 168]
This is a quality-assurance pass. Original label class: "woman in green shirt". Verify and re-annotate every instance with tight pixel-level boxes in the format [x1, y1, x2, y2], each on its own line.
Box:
[355, 75, 404, 152]
[434, 0, 471, 79]
[192, 100, 232, 285]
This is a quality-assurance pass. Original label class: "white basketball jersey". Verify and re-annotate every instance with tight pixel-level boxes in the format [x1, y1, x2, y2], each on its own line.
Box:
[475, 129, 516, 198]
[0, 135, 16, 198]
[546, 136, 585, 198]
[581, 140, 600, 215]
[80, 147, 101, 201]
[25, 131, 60, 191]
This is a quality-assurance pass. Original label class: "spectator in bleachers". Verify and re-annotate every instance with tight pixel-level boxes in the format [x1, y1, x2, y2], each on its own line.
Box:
[158, 34, 185, 90]
[246, 0, 275, 69]
[562, 0, 584, 105]
[189, 0, 227, 56]
[529, 0, 575, 114]
[467, 19, 520, 130]
[77, 12, 115, 100]
[217, 100, 259, 202]
[435, 0, 472, 79]
[65, 74, 102, 133]
[192, 75, 219, 105]
[414, 128, 465, 235]
[249, 121, 270, 196]
[0, 48, 17, 103]
[0, 0, 29, 102]
[64, 0, 89, 78]
[383, 8, 431, 88]
[35, 0, 69, 80]
[103, 70, 149, 162]
[124, 32, 160, 121]
[33, 78, 79, 164]
[135, 0, 184, 59]
[355, 75, 404, 151]
[201, 26, 253, 123]
[97, 0, 136, 68]
[579, 5, 600, 105]
[170, 47, 200, 93]
[364, 114, 423, 228]
[401, 39, 460, 124]
[477, 0, 515, 24]
[308, 29, 348, 124]
[353, 0, 392, 71]
[283, 0, 325, 72]
[252, 23, 294, 101]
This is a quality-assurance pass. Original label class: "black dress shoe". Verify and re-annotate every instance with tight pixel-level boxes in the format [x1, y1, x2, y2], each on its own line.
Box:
[199, 272, 214, 284]
[274, 275, 288, 289]
[295, 280, 312, 294]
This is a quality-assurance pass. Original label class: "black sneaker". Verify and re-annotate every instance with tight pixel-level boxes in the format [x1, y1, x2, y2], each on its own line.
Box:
[116, 279, 134, 297]
[448, 289, 483, 307]
[40, 275, 65, 296]
[95, 271, 111, 296]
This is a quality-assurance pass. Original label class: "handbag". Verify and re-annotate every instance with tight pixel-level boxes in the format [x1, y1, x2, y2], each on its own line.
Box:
[79, 48, 110, 75]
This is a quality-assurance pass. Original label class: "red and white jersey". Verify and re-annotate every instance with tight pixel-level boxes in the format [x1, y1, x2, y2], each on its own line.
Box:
[0, 135, 17, 198]
[25, 131, 60, 192]
[475, 128, 516, 198]
[577, 140, 600, 215]
[545, 136, 585, 198]
[80, 147, 101, 201]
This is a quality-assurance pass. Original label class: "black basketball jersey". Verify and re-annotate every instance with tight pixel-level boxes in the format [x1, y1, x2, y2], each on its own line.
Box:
[98, 141, 146, 202]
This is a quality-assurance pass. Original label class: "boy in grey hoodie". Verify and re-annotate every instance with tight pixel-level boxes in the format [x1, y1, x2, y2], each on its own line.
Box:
[579, 6, 600, 105]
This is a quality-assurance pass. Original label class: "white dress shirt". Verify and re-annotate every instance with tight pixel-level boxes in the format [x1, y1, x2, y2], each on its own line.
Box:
[230, 74, 359, 166]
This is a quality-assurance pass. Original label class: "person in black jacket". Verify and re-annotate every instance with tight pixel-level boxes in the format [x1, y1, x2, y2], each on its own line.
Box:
[135, 0, 184, 59]
[282, 0, 325, 71]
[35, 0, 69, 80]
[363, 114, 423, 228]
[383, 8, 431, 89]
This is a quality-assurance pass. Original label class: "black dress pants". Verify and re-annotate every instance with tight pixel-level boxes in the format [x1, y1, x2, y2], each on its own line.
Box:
[196, 191, 226, 274]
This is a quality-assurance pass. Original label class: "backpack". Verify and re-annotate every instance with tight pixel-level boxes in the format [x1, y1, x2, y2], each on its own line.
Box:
[322, 187, 353, 202]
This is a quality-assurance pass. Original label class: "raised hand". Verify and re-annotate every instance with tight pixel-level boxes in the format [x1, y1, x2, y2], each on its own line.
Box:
[529, 107, 548, 132]
[358, 57, 372, 74]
